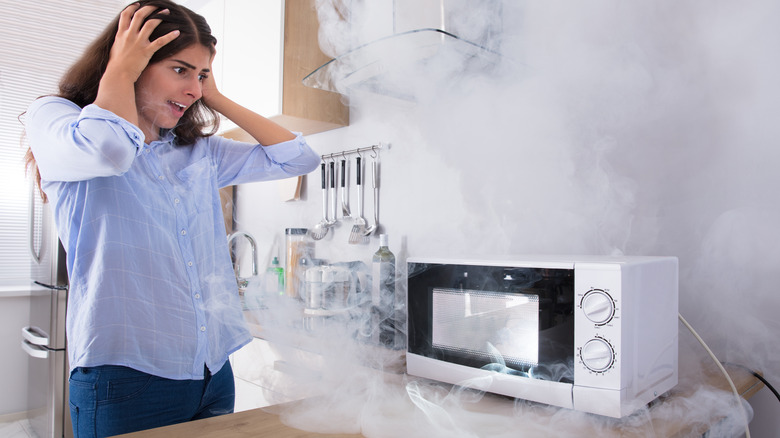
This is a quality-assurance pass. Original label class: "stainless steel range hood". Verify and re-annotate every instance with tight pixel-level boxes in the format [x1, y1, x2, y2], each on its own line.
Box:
[301, 1, 503, 100]
[303, 28, 500, 99]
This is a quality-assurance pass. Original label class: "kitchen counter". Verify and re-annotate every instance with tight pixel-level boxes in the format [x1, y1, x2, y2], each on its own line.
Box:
[114, 406, 361, 438]
[115, 363, 764, 438]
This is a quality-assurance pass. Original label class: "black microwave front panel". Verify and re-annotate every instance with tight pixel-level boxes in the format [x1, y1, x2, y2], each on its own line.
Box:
[407, 262, 575, 383]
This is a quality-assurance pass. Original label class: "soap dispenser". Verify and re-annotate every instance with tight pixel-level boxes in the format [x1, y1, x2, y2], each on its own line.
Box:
[267, 256, 284, 295]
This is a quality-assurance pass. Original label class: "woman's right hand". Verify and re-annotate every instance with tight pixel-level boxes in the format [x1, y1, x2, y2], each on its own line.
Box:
[94, 3, 179, 133]
[107, 3, 180, 82]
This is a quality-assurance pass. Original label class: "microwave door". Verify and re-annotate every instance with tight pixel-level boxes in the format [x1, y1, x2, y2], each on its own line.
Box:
[408, 262, 575, 383]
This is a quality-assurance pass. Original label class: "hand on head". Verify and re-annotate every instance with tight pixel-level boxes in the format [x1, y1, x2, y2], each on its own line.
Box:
[108, 3, 180, 81]
[199, 51, 221, 105]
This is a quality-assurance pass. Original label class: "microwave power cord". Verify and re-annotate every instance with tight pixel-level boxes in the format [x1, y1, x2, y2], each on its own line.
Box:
[722, 362, 780, 404]
[678, 313, 751, 438]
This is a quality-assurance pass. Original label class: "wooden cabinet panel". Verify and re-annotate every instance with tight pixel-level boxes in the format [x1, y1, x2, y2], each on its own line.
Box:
[219, 186, 234, 234]
[278, 0, 348, 129]
[222, 0, 349, 138]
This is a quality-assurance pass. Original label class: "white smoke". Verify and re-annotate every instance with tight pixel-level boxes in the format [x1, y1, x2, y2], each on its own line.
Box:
[242, 0, 780, 436]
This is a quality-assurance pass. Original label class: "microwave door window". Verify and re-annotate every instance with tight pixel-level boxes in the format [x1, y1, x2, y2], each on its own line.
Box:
[432, 288, 539, 371]
[408, 263, 575, 384]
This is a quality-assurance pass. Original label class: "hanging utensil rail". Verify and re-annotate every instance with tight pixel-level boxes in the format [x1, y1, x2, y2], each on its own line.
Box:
[320, 143, 384, 161]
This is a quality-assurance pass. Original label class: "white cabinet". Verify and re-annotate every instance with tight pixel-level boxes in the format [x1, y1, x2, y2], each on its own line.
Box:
[184, 0, 283, 130]
[230, 338, 279, 411]
[182, 0, 348, 136]
[230, 337, 324, 411]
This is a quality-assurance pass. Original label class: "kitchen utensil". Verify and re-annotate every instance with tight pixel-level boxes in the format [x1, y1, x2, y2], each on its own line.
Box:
[329, 161, 337, 224]
[349, 156, 367, 244]
[340, 158, 351, 218]
[363, 158, 380, 236]
[308, 163, 330, 240]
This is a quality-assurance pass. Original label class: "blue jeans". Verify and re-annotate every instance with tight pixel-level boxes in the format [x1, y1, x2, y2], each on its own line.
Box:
[68, 362, 235, 438]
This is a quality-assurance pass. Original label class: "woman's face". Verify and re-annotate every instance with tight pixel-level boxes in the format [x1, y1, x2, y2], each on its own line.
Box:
[134, 43, 212, 142]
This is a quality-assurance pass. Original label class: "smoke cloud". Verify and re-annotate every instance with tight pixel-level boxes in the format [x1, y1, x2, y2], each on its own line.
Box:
[240, 0, 780, 436]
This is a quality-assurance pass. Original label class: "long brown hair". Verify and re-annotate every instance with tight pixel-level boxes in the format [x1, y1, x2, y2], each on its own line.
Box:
[25, 0, 219, 201]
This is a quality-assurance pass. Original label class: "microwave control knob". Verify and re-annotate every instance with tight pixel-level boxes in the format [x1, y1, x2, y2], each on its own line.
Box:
[580, 338, 615, 373]
[581, 289, 615, 325]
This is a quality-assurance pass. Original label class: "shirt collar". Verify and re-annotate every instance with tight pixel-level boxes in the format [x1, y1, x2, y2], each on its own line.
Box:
[145, 130, 177, 150]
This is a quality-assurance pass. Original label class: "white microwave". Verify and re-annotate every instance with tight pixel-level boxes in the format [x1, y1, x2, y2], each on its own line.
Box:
[406, 255, 678, 418]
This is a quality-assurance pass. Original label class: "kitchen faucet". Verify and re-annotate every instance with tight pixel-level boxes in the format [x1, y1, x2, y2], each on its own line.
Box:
[226, 231, 258, 291]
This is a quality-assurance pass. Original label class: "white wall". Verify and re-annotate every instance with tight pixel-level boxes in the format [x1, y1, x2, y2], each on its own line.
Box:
[0, 293, 31, 415]
[749, 387, 780, 437]
[237, 95, 780, 437]
[233, 1, 780, 435]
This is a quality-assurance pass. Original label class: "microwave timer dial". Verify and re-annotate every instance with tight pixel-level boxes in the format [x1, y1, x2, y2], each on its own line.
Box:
[580, 288, 616, 325]
[580, 336, 616, 373]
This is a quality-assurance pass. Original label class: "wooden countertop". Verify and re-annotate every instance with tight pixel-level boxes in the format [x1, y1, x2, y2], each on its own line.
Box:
[115, 363, 763, 438]
[115, 407, 361, 438]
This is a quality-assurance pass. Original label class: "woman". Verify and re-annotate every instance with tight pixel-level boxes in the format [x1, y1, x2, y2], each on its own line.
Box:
[24, 1, 319, 436]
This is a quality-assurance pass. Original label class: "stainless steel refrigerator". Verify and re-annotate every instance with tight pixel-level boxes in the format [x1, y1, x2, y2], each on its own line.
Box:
[21, 189, 71, 438]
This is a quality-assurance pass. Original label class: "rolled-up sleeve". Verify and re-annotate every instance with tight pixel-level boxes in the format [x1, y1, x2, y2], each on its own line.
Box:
[211, 132, 321, 187]
[27, 97, 144, 182]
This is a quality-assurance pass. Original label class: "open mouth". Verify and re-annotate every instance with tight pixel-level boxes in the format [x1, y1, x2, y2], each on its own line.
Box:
[168, 100, 187, 116]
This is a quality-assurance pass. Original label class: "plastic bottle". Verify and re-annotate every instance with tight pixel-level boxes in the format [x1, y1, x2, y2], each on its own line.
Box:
[372, 234, 396, 347]
[372, 234, 395, 306]
[267, 256, 284, 295]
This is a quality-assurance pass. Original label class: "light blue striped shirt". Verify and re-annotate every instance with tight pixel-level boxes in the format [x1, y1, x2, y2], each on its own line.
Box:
[27, 96, 319, 379]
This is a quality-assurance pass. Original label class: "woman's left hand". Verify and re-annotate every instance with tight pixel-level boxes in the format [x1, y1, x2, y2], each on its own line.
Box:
[200, 51, 222, 106]
[196, 49, 295, 145]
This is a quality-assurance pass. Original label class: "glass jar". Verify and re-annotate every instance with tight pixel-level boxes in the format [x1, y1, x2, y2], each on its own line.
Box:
[285, 228, 312, 299]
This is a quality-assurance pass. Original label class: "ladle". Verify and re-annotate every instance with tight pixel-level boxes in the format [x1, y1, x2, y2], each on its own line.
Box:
[309, 162, 330, 240]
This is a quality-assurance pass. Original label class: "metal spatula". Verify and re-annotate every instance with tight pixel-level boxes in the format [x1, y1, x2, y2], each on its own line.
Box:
[348, 156, 367, 244]
[340, 158, 351, 218]
[363, 158, 379, 236]
[329, 161, 337, 225]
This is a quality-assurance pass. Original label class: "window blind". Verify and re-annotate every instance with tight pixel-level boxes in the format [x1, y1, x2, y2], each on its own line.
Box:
[0, 0, 124, 287]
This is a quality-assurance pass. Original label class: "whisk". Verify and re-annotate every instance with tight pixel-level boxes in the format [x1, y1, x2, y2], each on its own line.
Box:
[348, 156, 367, 244]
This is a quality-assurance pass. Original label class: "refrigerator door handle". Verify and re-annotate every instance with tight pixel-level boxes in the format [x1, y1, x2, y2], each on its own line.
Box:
[22, 326, 50, 346]
[29, 180, 42, 264]
[21, 339, 50, 359]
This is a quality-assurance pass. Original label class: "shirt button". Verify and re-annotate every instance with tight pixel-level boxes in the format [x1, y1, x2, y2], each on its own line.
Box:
[194, 293, 201, 299]
[181, 229, 187, 236]
[200, 326, 206, 332]
[158, 175, 164, 181]
[188, 261, 193, 267]
[174, 198, 180, 204]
